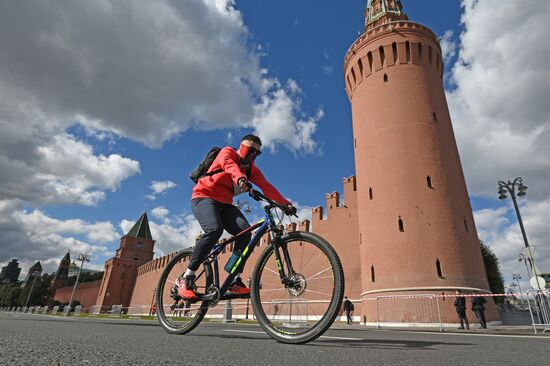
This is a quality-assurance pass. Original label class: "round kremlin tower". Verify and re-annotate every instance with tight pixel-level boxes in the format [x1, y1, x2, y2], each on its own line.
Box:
[345, 0, 498, 323]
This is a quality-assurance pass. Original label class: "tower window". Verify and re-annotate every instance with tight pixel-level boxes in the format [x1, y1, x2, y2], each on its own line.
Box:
[433, 112, 438, 122]
[428, 46, 433, 65]
[358, 58, 364, 78]
[371, 266, 376, 282]
[427, 176, 433, 189]
[346, 75, 353, 90]
[405, 41, 411, 63]
[379, 46, 385, 67]
[354, 138, 357, 148]
[418, 43, 423, 61]
[367, 52, 374, 72]
[464, 218, 469, 232]
[369, 187, 373, 200]
[392, 42, 398, 63]
[383, 74, 389, 83]
[436, 259, 444, 278]
[398, 217, 404, 232]
[137, 242, 143, 249]
[351, 67, 357, 84]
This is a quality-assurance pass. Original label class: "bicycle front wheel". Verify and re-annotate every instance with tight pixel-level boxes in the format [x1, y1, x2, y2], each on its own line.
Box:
[156, 248, 213, 334]
[251, 231, 345, 344]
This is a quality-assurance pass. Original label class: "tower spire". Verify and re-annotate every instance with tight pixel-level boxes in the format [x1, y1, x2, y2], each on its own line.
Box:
[126, 212, 153, 240]
[365, 0, 408, 31]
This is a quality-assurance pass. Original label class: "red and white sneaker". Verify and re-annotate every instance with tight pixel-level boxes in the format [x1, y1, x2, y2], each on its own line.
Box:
[175, 275, 197, 299]
[227, 277, 250, 295]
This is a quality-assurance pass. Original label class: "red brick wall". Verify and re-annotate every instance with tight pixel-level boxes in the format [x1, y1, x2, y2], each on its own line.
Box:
[54, 280, 101, 310]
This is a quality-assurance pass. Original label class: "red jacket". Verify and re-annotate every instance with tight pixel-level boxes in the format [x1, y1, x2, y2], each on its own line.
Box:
[192, 147, 291, 206]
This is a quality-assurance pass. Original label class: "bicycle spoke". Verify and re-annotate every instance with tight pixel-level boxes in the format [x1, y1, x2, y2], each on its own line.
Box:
[304, 267, 332, 281]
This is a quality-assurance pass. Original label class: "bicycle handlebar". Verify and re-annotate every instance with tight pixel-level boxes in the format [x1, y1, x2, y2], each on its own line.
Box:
[247, 187, 297, 217]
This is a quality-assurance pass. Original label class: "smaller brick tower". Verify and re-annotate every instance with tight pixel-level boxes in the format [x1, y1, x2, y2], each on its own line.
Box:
[96, 212, 155, 310]
[48, 251, 71, 303]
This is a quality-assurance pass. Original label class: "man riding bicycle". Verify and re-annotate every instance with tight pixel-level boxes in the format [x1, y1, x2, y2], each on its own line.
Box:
[177, 134, 296, 300]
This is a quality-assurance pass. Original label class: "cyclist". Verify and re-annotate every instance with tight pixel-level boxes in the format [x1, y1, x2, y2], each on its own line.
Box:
[177, 134, 296, 299]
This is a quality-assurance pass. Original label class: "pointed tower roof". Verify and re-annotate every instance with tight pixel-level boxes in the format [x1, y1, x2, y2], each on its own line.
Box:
[365, 0, 408, 31]
[125, 212, 153, 240]
[54, 252, 70, 280]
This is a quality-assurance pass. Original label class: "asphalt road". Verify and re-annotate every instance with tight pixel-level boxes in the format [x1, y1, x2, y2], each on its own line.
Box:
[0, 312, 547, 366]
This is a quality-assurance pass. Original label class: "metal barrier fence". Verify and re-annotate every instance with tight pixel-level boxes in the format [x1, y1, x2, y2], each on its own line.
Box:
[526, 289, 550, 334]
[374, 294, 443, 331]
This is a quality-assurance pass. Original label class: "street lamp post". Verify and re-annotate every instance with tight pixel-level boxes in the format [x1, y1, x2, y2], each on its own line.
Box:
[245, 277, 251, 319]
[235, 199, 252, 215]
[150, 287, 157, 316]
[497, 177, 543, 289]
[498, 177, 529, 247]
[512, 274, 524, 303]
[24, 270, 41, 308]
[68, 253, 90, 311]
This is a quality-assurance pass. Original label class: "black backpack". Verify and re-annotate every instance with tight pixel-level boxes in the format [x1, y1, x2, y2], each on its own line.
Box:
[189, 147, 224, 183]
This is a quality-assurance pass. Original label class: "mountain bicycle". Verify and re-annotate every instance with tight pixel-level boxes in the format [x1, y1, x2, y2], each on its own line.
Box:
[156, 187, 345, 344]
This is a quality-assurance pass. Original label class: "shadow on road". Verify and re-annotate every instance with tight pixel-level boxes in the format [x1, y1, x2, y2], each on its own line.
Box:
[183, 332, 473, 351]
[310, 338, 473, 350]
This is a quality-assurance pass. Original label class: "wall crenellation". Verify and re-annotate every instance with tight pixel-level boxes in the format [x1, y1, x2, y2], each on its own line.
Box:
[345, 23, 443, 99]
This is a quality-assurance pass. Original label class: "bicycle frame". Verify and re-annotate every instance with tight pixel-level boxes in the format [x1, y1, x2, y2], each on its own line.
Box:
[200, 201, 292, 302]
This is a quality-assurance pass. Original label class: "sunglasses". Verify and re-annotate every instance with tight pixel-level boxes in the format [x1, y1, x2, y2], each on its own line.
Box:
[248, 147, 262, 156]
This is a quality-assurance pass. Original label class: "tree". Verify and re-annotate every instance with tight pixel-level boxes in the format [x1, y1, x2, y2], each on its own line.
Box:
[67, 271, 104, 286]
[18, 273, 54, 306]
[0, 283, 22, 307]
[480, 239, 505, 303]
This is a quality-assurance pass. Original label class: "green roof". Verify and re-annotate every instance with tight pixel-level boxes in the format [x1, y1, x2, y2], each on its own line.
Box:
[126, 212, 153, 240]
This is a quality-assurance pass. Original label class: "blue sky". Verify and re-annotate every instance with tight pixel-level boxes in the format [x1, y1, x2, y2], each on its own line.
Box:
[1, 0, 549, 293]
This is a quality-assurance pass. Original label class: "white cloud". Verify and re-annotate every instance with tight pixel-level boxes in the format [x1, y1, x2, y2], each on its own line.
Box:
[0, 0, 320, 151]
[152, 206, 170, 222]
[252, 88, 324, 154]
[449, 0, 550, 285]
[0, 204, 112, 276]
[439, 30, 456, 64]
[150, 181, 177, 195]
[148, 180, 177, 201]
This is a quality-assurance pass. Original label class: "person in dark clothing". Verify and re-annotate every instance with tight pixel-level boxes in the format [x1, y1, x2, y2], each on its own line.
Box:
[343, 296, 354, 325]
[472, 295, 487, 329]
[454, 290, 470, 329]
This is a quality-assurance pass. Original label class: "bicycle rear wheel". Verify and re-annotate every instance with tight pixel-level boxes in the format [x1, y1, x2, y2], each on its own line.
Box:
[251, 231, 344, 344]
[156, 248, 213, 334]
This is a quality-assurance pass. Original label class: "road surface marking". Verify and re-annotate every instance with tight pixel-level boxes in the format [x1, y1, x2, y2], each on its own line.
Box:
[400, 330, 550, 339]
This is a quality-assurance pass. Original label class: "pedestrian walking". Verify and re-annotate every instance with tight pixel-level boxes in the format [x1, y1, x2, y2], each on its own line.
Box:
[454, 290, 470, 329]
[472, 295, 487, 329]
[343, 296, 354, 325]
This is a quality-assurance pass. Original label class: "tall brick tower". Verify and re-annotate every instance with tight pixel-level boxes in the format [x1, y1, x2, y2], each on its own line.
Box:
[344, 1, 496, 322]
[96, 212, 155, 310]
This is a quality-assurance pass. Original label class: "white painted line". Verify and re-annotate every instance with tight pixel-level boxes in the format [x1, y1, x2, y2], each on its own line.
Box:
[318, 335, 363, 341]
[223, 329, 363, 341]
[400, 331, 550, 340]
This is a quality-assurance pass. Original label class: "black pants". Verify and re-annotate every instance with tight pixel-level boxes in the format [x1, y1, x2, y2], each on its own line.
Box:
[474, 310, 487, 328]
[188, 198, 251, 271]
[456, 309, 469, 328]
[346, 311, 353, 325]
